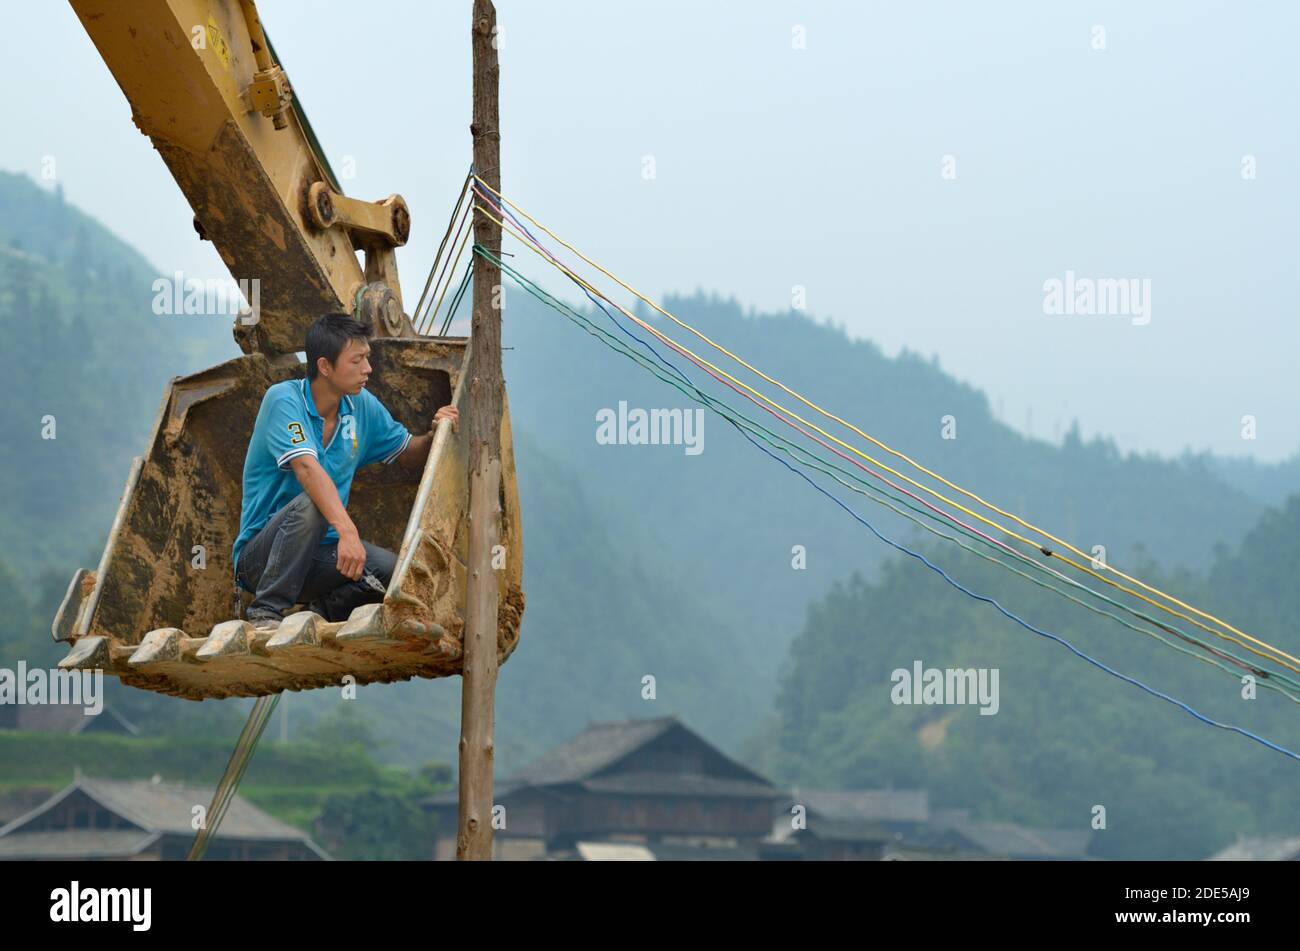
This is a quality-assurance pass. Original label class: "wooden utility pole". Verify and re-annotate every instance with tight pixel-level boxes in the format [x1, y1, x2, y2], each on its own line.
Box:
[458, 0, 502, 862]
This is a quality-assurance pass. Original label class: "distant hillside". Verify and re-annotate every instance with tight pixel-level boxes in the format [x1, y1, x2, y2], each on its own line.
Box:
[755, 492, 1300, 859]
[500, 288, 1291, 698]
[0, 170, 235, 579]
[1202, 452, 1300, 509]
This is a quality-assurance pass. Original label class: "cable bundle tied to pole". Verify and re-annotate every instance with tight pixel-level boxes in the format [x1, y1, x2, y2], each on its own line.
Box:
[412, 169, 476, 336]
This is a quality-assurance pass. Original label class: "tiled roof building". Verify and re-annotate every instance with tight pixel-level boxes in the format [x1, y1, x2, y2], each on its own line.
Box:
[0, 776, 329, 861]
[424, 716, 782, 860]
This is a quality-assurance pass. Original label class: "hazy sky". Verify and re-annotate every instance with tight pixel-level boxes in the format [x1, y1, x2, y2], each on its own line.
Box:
[3, 1, 1296, 460]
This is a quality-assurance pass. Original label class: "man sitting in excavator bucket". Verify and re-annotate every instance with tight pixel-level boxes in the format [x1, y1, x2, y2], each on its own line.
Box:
[233, 313, 459, 630]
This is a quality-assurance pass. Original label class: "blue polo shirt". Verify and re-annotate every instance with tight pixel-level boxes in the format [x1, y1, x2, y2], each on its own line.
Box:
[232, 378, 413, 574]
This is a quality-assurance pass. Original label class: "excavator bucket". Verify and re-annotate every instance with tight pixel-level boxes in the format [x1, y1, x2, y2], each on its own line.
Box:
[52, 337, 523, 699]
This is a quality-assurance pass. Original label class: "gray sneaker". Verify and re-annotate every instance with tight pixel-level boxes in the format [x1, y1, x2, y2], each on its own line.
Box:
[245, 612, 281, 633]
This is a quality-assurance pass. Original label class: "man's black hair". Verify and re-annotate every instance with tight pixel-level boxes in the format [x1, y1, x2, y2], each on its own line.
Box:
[306, 313, 370, 380]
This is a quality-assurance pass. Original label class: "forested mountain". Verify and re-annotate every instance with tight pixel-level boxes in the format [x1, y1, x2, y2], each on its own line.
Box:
[499, 285, 1279, 705]
[0, 170, 235, 579]
[753, 495, 1300, 859]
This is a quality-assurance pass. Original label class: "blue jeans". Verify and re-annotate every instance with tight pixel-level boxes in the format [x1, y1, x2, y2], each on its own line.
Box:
[235, 491, 397, 623]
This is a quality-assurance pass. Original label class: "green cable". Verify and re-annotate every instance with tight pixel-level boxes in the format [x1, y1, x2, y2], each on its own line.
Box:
[481, 246, 1300, 703]
[438, 260, 474, 337]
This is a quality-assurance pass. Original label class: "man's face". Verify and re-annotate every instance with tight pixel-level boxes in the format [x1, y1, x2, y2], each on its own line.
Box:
[323, 338, 372, 395]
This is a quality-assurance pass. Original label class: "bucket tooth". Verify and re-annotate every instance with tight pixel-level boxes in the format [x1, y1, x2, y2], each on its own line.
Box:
[388, 618, 446, 651]
[59, 636, 109, 671]
[130, 628, 183, 666]
[335, 603, 388, 643]
[52, 568, 94, 643]
[394, 618, 444, 641]
[266, 612, 322, 651]
[196, 620, 250, 660]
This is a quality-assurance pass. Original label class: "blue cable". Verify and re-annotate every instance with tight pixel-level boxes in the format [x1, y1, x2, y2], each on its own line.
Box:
[479, 226, 1300, 764]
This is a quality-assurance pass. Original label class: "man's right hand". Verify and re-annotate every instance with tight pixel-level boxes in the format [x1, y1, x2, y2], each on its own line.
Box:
[290, 455, 366, 581]
[337, 531, 367, 581]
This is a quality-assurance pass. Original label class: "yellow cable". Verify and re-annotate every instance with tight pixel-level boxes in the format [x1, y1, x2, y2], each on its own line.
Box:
[473, 198, 1300, 675]
[472, 178, 1297, 665]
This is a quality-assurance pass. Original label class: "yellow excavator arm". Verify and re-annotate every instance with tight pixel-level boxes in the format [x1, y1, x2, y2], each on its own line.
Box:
[71, 0, 413, 354]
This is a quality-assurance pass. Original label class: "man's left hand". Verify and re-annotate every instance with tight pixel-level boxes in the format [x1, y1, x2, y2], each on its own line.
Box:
[433, 405, 459, 434]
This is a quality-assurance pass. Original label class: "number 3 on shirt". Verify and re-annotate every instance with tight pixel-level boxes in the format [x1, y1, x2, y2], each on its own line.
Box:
[287, 421, 306, 445]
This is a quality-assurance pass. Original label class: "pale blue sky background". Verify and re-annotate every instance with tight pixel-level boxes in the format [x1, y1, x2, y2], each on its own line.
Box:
[3, 0, 1296, 459]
